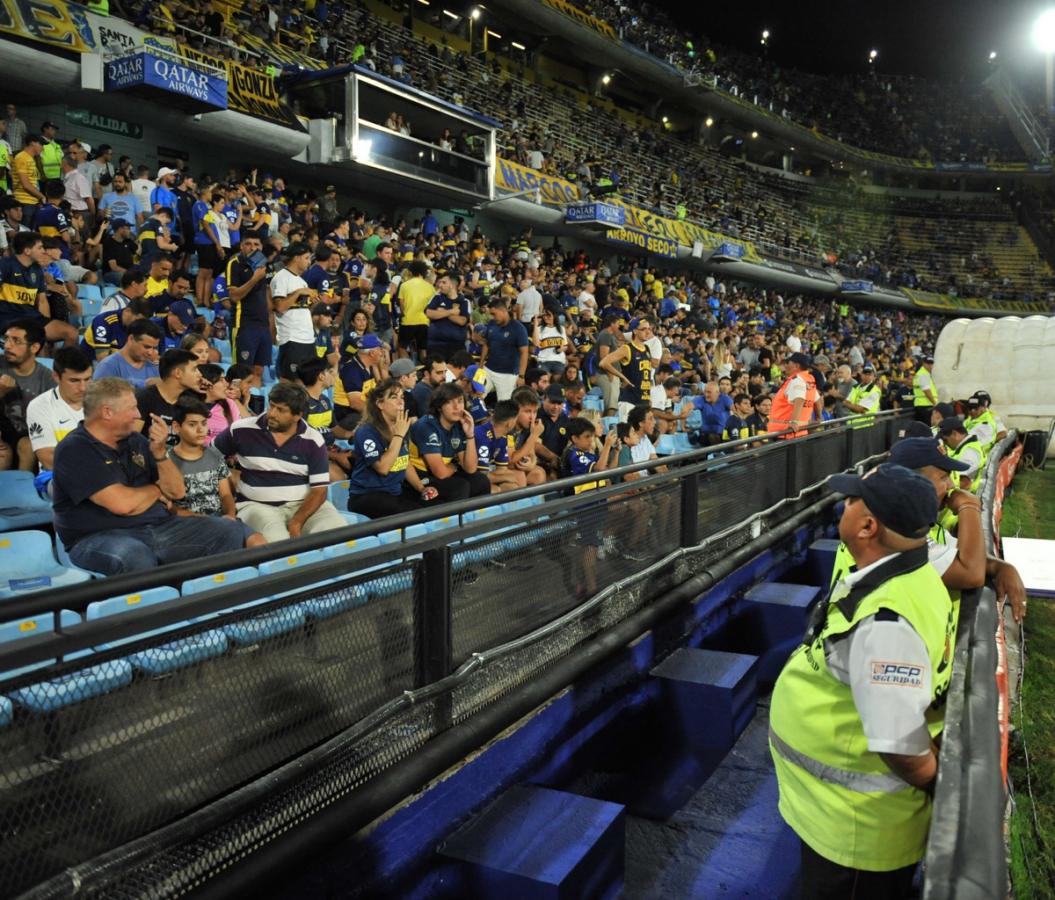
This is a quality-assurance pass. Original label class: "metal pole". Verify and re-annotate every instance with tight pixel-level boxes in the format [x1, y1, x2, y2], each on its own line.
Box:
[414, 547, 452, 688]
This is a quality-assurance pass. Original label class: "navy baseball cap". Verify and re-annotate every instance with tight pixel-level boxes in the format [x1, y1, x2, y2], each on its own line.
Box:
[169, 300, 196, 326]
[110, 218, 132, 230]
[933, 402, 955, 419]
[359, 333, 382, 350]
[937, 416, 967, 437]
[889, 437, 970, 473]
[828, 463, 938, 539]
[543, 385, 565, 402]
[788, 352, 812, 367]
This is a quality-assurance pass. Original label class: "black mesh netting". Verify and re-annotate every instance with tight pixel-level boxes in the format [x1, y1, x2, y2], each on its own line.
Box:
[2, 419, 905, 898]
[0, 563, 416, 897]
[450, 480, 684, 666]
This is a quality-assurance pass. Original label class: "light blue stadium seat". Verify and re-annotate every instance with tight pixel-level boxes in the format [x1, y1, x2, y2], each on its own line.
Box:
[655, 434, 677, 456]
[673, 432, 694, 453]
[582, 394, 604, 413]
[0, 471, 53, 530]
[209, 553, 317, 641]
[213, 338, 232, 362]
[87, 586, 226, 676]
[322, 535, 382, 559]
[0, 530, 93, 598]
[180, 565, 259, 597]
[102, 284, 120, 298]
[426, 510, 476, 533]
[0, 609, 133, 714]
[55, 537, 105, 579]
[585, 386, 603, 398]
[0, 695, 11, 727]
[200, 308, 216, 324]
[77, 283, 103, 303]
[402, 522, 430, 541]
[376, 529, 402, 545]
[34, 356, 54, 370]
[328, 480, 350, 510]
[601, 416, 619, 434]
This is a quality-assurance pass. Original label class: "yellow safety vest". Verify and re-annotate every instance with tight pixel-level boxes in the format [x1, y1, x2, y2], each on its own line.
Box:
[846, 381, 880, 428]
[40, 141, 63, 181]
[771, 547, 953, 871]
[912, 367, 935, 407]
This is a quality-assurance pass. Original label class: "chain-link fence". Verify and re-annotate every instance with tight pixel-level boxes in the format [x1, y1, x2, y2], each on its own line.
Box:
[1, 413, 908, 899]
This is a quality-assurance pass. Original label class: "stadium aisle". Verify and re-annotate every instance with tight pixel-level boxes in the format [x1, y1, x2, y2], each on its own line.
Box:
[624, 702, 798, 898]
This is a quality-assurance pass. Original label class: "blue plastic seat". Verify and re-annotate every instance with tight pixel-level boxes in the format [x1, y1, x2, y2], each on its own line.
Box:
[87, 587, 226, 676]
[180, 565, 259, 596]
[0, 472, 54, 530]
[102, 284, 120, 298]
[0, 530, 93, 598]
[55, 538, 105, 579]
[673, 432, 694, 453]
[376, 529, 402, 545]
[0, 610, 133, 714]
[34, 356, 54, 370]
[583, 394, 604, 412]
[328, 480, 351, 510]
[321, 535, 382, 558]
[0, 696, 11, 727]
[586, 386, 603, 398]
[655, 434, 677, 456]
[426, 510, 476, 532]
[213, 338, 232, 362]
[601, 416, 619, 434]
[209, 553, 318, 641]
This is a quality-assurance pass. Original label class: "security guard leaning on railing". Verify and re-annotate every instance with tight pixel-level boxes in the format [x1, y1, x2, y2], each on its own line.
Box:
[770, 464, 951, 899]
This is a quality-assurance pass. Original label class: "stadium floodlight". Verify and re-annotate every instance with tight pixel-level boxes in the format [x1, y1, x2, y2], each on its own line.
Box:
[443, 8, 459, 18]
[471, 6, 481, 20]
[511, 41, 526, 50]
[662, 115, 669, 123]
[705, 116, 714, 127]
[487, 29, 501, 39]
[989, 50, 998, 60]
[868, 48, 878, 63]
[761, 29, 770, 46]
[751, 130, 759, 139]
[1034, 10, 1055, 52]
[416, 0, 430, 5]
[602, 73, 612, 85]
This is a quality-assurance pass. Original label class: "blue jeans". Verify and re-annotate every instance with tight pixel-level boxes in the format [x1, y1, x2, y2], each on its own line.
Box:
[69, 515, 247, 576]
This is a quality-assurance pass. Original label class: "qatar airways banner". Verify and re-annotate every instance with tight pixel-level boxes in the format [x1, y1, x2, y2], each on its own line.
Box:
[105, 49, 227, 109]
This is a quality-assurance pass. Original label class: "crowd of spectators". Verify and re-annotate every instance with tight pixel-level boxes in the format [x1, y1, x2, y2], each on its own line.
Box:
[563, 0, 1019, 163]
[0, 100, 959, 578]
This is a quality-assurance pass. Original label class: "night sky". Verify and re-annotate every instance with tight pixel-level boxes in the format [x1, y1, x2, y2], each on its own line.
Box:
[651, 0, 1053, 82]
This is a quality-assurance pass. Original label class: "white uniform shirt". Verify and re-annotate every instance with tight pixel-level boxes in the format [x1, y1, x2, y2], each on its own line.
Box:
[823, 553, 935, 756]
[270, 267, 314, 345]
[26, 387, 84, 464]
[784, 373, 808, 403]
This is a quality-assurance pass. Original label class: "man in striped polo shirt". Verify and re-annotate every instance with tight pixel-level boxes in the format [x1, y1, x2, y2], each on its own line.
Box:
[213, 383, 346, 543]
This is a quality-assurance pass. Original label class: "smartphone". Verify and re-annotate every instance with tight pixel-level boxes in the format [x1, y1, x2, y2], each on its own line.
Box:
[248, 250, 268, 270]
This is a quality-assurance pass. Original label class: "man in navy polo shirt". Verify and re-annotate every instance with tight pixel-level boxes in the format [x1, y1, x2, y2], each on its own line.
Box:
[213, 382, 346, 543]
[153, 299, 197, 352]
[52, 377, 246, 574]
[479, 297, 528, 401]
[425, 271, 470, 358]
[83, 296, 154, 359]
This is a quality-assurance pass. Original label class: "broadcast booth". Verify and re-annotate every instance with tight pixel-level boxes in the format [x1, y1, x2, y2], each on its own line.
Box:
[286, 66, 498, 202]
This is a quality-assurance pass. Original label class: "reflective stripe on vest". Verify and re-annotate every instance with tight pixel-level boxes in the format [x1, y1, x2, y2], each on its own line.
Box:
[769, 727, 909, 793]
[948, 434, 986, 493]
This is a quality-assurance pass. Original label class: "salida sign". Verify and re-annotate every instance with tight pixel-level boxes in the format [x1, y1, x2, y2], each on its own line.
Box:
[105, 51, 227, 110]
[67, 108, 143, 140]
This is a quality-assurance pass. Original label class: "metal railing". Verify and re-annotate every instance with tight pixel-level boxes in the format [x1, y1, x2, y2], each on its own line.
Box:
[923, 432, 1017, 900]
[0, 411, 907, 898]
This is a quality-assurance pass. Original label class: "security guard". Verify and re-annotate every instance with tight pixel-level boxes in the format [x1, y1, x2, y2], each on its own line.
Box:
[38, 121, 63, 181]
[963, 393, 1006, 453]
[911, 354, 938, 424]
[938, 417, 986, 493]
[766, 351, 817, 438]
[842, 364, 881, 428]
[771, 464, 950, 897]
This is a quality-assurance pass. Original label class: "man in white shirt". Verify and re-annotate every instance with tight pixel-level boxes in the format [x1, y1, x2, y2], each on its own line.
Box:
[61, 154, 93, 216]
[577, 282, 597, 321]
[514, 277, 542, 326]
[271, 242, 318, 379]
[26, 346, 92, 470]
[130, 165, 155, 213]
